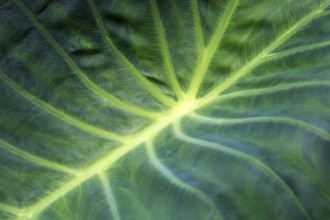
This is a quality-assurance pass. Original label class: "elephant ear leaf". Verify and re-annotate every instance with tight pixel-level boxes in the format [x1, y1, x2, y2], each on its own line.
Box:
[1, 0, 330, 219]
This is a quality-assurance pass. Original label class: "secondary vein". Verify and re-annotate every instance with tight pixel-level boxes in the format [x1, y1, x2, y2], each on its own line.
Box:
[14, 0, 161, 119]
[187, 0, 240, 99]
[149, 0, 185, 100]
[0, 70, 125, 143]
[0, 139, 79, 176]
[200, 2, 330, 104]
[190, 113, 330, 140]
[173, 120, 312, 220]
[146, 139, 223, 220]
[87, 0, 175, 107]
[99, 172, 122, 220]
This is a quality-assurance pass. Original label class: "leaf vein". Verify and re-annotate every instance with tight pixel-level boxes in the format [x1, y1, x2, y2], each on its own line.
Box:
[187, 0, 240, 98]
[14, 101, 196, 219]
[0, 203, 24, 216]
[14, 0, 160, 119]
[200, 2, 330, 103]
[191, 0, 205, 53]
[0, 139, 79, 176]
[0, 71, 125, 143]
[267, 39, 330, 60]
[190, 113, 330, 140]
[198, 81, 330, 107]
[99, 172, 121, 220]
[146, 140, 222, 220]
[87, 0, 175, 107]
[149, 0, 185, 100]
[173, 120, 312, 220]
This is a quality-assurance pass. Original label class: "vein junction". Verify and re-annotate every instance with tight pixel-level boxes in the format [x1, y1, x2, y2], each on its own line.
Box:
[12, 100, 199, 219]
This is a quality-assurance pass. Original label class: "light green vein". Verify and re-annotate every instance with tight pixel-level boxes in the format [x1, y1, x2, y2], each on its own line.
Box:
[173, 121, 312, 220]
[0, 203, 23, 216]
[145, 140, 222, 220]
[99, 172, 121, 220]
[191, 0, 205, 53]
[190, 113, 330, 140]
[14, 0, 161, 119]
[149, 0, 185, 100]
[187, 0, 240, 99]
[0, 139, 79, 175]
[0, 71, 125, 143]
[266, 39, 330, 60]
[14, 101, 196, 219]
[201, 2, 330, 103]
[87, 0, 175, 107]
[212, 81, 330, 103]
[10, 47, 105, 115]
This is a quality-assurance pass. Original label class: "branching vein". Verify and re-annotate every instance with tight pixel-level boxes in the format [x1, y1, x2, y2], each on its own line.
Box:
[187, 0, 240, 98]
[87, 0, 175, 107]
[0, 70, 125, 143]
[213, 81, 330, 103]
[0, 203, 24, 216]
[173, 121, 312, 220]
[146, 140, 222, 220]
[190, 113, 330, 140]
[149, 0, 185, 100]
[14, 0, 161, 119]
[12, 101, 196, 219]
[201, 2, 330, 103]
[267, 39, 330, 60]
[99, 172, 121, 220]
[191, 0, 205, 53]
[0, 139, 79, 176]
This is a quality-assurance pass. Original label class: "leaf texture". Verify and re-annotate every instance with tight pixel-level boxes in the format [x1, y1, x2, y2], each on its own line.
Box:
[0, 0, 330, 219]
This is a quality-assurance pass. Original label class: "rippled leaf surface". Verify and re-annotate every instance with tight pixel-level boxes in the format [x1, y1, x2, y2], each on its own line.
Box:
[1, 0, 330, 219]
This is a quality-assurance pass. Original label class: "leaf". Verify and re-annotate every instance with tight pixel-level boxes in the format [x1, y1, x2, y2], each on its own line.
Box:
[0, 0, 330, 219]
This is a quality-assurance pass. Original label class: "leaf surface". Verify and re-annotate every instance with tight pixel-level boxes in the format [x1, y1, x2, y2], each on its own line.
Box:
[0, 0, 330, 219]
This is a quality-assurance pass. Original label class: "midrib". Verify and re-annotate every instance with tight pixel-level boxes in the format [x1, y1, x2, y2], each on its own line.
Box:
[20, 100, 200, 219]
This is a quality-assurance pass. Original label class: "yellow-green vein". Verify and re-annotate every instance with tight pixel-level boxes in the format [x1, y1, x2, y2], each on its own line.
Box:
[10, 47, 114, 116]
[0, 203, 24, 216]
[173, 121, 312, 220]
[14, 0, 161, 119]
[191, 0, 205, 53]
[149, 0, 185, 100]
[201, 2, 329, 103]
[203, 81, 330, 106]
[145, 140, 222, 220]
[266, 39, 330, 60]
[99, 172, 121, 220]
[87, 0, 175, 107]
[0, 71, 125, 143]
[14, 101, 197, 219]
[187, 0, 240, 98]
[0, 139, 79, 176]
[190, 113, 330, 140]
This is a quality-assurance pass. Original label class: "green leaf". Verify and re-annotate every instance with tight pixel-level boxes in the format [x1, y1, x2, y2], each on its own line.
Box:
[1, 0, 330, 219]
